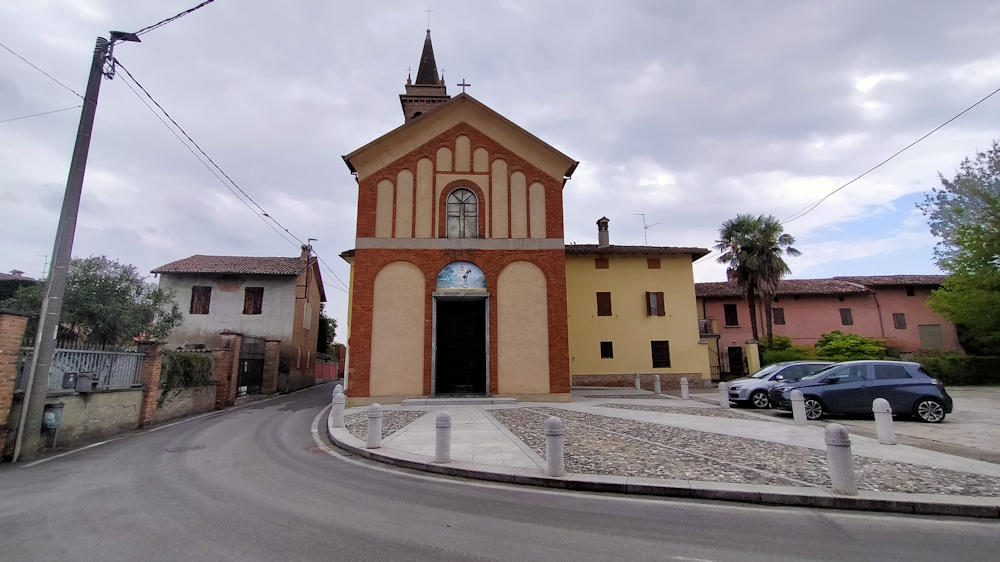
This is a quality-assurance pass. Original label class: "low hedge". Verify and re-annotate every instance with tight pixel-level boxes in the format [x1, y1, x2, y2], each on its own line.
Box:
[917, 355, 1000, 386]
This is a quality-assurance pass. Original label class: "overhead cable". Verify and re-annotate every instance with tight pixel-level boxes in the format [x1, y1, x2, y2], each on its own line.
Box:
[0, 105, 81, 124]
[133, 0, 218, 36]
[0, 40, 83, 98]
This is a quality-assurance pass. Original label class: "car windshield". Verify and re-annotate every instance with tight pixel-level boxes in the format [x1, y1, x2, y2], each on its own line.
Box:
[750, 365, 782, 379]
[798, 364, 838, 381]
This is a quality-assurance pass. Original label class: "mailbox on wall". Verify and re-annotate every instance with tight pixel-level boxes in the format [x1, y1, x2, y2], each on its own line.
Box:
[42, 403, 64, 429]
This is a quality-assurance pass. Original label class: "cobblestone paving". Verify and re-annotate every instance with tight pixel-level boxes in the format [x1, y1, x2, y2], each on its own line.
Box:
[345, 410, 427, 442]
[489, 407, 1000, 496]
[599, 402, 770, 421]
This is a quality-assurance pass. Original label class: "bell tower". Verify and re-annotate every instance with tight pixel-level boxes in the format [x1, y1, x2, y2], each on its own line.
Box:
[400, 30, 450, 121]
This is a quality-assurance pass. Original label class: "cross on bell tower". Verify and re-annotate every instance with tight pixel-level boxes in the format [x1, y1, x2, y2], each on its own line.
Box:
[399, 28, 451, 121]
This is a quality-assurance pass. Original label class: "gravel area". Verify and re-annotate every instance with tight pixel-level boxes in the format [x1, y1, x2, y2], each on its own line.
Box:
[489, 407, 1000, 496]
[599, 402, 770, 421]
[345, 410, 427, 442]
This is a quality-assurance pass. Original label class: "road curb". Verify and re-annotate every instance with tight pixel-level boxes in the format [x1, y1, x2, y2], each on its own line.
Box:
[324, 409, 1000, 518]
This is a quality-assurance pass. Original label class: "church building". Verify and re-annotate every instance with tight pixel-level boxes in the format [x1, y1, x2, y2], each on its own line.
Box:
[340, 31, 711, 405]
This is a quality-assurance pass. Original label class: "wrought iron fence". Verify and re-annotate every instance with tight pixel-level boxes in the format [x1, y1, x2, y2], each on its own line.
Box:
[15, 347, 145, 391]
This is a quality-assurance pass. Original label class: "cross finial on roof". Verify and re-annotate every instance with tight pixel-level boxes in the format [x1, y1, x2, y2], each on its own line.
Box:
[458, 79, 471, 92]
[425, 5, 433, 29]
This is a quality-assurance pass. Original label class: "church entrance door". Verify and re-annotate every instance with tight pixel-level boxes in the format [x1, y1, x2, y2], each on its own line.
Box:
[435, 299, 487, 395]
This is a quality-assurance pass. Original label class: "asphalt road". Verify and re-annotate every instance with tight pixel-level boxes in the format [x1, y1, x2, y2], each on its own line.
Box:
[1, 384, 998, 562]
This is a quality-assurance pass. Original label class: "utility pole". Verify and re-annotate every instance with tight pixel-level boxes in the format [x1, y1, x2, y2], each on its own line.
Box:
[13, 32, 138, 462]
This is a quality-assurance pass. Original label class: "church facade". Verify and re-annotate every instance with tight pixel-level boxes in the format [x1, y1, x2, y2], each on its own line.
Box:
[340, 32, 711, 405]
[339, 31, 578, 405]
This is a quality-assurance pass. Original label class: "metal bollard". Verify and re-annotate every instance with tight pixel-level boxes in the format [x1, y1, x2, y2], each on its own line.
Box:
[545, 416, 565, 477]
[331, 391, 346, 428]
[872, 398, 897, 445]
[825, 424, 858, 495]
[367, 403, 383, 449]
[680, 377, 689, 400]
[653, 375, 661, 395]
[634, 373, 641, 390]
[435, 411, 452, 463]
[790, 390, 807, 425]
[718, 382, 730, 409]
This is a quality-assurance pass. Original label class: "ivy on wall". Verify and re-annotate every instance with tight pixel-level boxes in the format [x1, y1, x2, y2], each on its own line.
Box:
[158, 351, 214, 407]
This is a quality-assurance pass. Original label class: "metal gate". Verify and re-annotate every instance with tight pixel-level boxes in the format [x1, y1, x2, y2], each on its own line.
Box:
[237, 336, 266, 395]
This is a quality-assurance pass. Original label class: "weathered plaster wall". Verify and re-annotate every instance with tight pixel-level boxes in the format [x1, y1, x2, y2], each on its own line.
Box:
[153, 385, 217, 424]
[158, 273, 297, 352]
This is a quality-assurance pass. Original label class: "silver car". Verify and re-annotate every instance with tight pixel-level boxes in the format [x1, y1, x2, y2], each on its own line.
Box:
[727, 361, 834, 409]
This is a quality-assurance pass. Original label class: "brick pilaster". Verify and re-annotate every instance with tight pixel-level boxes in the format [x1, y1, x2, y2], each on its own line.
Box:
[213, 332, 243, 409]
[262, 339, 281, 395]
[136, 342, 166, 428]
[0, 313, 29, 440]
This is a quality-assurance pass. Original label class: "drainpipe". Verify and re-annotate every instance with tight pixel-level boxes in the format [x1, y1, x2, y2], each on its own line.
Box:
[872, 293, 886, 339]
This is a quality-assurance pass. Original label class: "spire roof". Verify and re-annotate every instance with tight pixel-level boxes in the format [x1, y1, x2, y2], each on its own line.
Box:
[414, 30, 440, 85]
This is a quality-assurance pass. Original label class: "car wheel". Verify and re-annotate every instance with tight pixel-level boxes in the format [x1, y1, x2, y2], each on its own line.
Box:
[803, 397, 824, 420]
[914, 398, 946, 423]
[750, 390, 770, 409]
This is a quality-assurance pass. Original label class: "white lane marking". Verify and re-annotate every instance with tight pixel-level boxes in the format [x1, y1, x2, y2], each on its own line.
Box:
[20, 383, 332, 468]
[308, 407, 1000, 528]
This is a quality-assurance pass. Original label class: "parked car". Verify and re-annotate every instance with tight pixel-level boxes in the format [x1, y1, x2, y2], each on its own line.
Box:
[769, 360, 953, 423]
[727, 361, 834, 409]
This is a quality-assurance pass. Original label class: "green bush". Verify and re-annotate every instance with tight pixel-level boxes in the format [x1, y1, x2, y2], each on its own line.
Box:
[159, 352, 214, 406]
[917, 354, 1000, 386]
[761, 348, 813, 366]
[760, 335, 794, 352]
[815, 331, 886, 360]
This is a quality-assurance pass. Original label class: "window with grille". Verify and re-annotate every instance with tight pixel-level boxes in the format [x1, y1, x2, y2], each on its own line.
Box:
[190, 286, 212, 315]
[646, 291, 665, 316]
[446, 188, 478, 238]
[773, 307, 785, 325]
[892, 313, 907, 329]
[651, 341, 671, 368]
[600, 341, 613, 359]
[594, 258, 609, 269]
[596, 292, 612, 316]
[723, 304, 739, 327]
[840, 308, 854, 326]
[243, 287, 264, 315]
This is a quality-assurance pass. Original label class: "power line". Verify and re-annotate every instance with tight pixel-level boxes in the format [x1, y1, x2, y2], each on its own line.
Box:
[113, 58, 352, 294]
[134, 0, 218, 36]
[0, 40, 83, 99]
[0, 105, 81, 124]
[782, 85, 1000, 224]
[114, 64, 301, 248]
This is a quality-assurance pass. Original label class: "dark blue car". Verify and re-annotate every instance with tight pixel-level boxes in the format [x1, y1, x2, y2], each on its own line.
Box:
[768, 360, 953, 423]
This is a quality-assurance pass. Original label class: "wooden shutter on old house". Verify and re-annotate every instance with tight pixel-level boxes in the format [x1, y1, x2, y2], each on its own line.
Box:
[596, 292, 612, 316]
[190, 286, 212, 314]
[244, 287, 264, 315]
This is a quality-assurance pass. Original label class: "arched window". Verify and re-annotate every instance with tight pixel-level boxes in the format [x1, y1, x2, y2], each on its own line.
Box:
[446, 188, 478, 238]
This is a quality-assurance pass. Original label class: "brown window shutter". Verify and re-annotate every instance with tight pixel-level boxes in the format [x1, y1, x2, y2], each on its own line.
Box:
[190, 286, 212, 314]
[244, 287, 264, 315]
[647, 258, 661, 269]
[595, 258, 609, 269]
[645, 292, 653, 316]
[656, 292, 665, 316]
[840, 308, 853, 326]
[597, 292, 612, 316]
[773, 307, 785, 325]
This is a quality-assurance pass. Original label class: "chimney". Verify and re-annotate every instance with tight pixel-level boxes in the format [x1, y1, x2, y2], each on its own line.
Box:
[300, 245, 312, 260]
[726, 268, 736, 282]
[597, 217, 610, 247]
[10, 270, 23, 278]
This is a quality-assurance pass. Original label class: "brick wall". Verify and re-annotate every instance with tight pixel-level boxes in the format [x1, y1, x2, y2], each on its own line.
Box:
[136, 342, 165, 428]
[262, 339, 280, 394]
[346, 248, 570, 398]
[212, 332, 242, 409]
[0, 313, 29, 444]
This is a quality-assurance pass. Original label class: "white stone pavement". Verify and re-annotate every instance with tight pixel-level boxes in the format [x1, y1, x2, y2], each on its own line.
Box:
[349, 398, 1000, 478]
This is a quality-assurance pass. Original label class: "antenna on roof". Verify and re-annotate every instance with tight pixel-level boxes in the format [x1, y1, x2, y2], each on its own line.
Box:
[633, 214, 660, 246]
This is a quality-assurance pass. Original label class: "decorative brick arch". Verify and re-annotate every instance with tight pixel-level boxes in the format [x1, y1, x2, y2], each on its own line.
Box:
[436, 179, 488, 238]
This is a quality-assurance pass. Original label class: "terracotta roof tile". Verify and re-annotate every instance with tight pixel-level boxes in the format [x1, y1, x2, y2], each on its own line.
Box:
[696, 278, 872, 298]
[834, 275, 946, 286]
[565, 244, 710, 260]
[151, 255, 306, 276]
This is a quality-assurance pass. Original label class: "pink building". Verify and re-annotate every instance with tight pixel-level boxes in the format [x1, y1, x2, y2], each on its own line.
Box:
[696, 275, 962, 377]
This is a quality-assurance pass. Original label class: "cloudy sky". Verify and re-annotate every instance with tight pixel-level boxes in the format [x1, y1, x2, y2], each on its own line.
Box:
[2, 0, 1000, 332]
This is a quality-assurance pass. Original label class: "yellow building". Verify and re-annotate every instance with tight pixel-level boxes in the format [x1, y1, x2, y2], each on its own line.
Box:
[566, 218, 712, 389]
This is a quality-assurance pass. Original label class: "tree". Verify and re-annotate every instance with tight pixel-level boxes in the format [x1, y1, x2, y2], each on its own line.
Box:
[715, 214, 800, 344]
[316, 304, 337, 354]
[919, 140, 1000, 354]
[1, 255, 183, 347]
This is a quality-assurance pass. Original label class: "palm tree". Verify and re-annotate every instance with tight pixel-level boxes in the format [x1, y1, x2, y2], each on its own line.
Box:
[714, 214, 800, 346]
